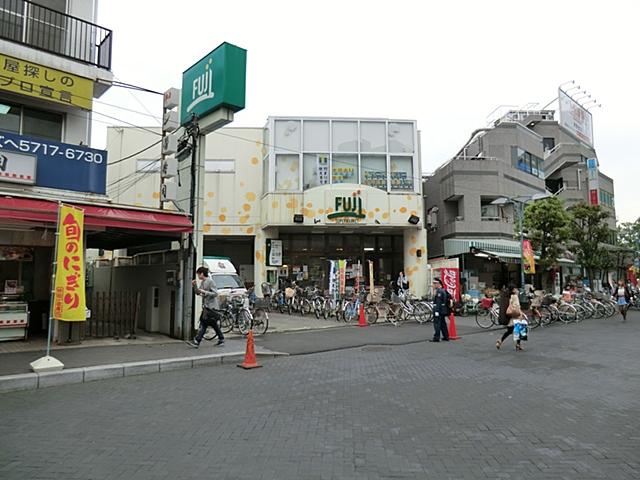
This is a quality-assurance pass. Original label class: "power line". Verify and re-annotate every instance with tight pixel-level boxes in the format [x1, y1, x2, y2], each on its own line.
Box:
[107, 157, 159, 188]
[108, 139, 162, 166]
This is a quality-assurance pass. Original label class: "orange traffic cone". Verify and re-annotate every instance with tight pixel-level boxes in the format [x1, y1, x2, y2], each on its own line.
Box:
[448, 312, 460, 340]
[358, 304, 367, 327]
[238, 330, 262, 369]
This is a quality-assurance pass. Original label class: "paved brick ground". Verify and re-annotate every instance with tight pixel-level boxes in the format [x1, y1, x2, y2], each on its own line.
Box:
[0, 314, 638, 479]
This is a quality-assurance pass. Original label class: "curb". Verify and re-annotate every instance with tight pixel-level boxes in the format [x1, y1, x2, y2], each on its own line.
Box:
[0, 350, 288, 394]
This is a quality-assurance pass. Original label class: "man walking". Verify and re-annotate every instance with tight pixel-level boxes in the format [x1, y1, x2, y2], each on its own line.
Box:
[430, 278, 450, 342]
[187, 266, 225, 348]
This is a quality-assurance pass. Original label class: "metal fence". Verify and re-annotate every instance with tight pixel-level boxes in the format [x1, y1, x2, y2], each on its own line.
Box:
[0, 0, 112, 69]
[84, 291, 140, 339]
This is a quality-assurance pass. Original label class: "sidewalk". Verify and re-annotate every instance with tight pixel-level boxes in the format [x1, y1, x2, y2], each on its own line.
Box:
[0, 312, 491, 393]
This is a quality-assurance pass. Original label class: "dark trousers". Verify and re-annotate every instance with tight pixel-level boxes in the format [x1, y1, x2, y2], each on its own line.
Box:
[433, 313, 449, 341]
[195, 309, 224, 344]
[501, 326, 520, 345]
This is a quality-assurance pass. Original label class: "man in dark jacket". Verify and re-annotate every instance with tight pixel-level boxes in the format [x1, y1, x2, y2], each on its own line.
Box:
[430, 278, 450, 342]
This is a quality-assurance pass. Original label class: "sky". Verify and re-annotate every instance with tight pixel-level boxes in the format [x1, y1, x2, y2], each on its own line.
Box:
[94, 0, 640, 222]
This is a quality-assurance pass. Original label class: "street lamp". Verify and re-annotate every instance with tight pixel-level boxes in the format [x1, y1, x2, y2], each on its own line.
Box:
[491, 192, 551, 288]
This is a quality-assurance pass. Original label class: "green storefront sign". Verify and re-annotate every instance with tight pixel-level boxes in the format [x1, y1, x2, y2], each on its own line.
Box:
[180, 42, 246, 125]
[327, 196, 365, 220]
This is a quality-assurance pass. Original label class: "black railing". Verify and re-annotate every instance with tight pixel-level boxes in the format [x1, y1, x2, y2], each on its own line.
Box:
[0, 0, 112, 70]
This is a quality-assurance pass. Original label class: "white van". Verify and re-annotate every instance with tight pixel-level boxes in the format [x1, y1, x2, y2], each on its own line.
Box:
[202, 257, 247, 297]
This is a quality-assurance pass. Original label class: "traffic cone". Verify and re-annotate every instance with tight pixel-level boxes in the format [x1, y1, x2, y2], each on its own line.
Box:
[448, 312, 461, 340]
[358, 304, 367, 327]
[238, 330, 262, 369]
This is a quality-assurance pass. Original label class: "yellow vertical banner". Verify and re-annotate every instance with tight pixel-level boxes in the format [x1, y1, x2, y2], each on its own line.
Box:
[53, 205, 86, 321]
[523, 239, 536, 275]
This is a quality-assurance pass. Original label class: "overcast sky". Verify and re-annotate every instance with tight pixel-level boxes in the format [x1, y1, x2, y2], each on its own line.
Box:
[94, 0, 639, 222]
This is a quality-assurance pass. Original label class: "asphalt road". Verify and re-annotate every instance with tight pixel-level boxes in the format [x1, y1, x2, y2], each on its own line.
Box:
[1, 313, 638, 480]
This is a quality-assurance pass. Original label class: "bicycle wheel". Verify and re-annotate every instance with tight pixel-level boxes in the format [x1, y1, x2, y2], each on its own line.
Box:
[604, 301, 617, 317]
[414, 302, 432, 324]
[365, 305, 379, 325]
[300, 299, 312, 316]
[593, 301, 606, 319]
[558, 304, 577, 324]
[251, 308, 269, 335]
[573, 304, 587, 322]
[539, 305, 553, 326]
[527, 311, 541, 330]
[220, 312, 234, 334]
[237, 310, 252, 335]
[385, 304, 399, 326]
[475, 310, 494, 329]
[343, 302, 358, 323]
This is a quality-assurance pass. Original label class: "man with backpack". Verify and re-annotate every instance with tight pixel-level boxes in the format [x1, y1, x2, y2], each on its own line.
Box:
[430, 278, 450, 342]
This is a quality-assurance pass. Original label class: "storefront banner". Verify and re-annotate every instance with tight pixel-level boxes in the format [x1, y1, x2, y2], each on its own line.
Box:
[368, 260, 374, 293]
[0, 130, 107, 194]
[589, 189, 599, 205]
[53, 204, 86, 321]
[267, 239, 283, 266]
[523, 240, 536, 274]
[338, 260, 347, 295]
[440, 267, 460, 301]
[0, 53, 93, 110]
[628, 266, 638, 287]
[328, 260, 338, 296]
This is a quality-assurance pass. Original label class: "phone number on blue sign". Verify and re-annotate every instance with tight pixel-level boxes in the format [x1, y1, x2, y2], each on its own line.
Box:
[0, 135, 104, 163]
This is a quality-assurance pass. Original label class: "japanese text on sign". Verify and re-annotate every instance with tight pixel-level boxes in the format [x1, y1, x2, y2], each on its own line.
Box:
[53, 205, 86, 321]
[0, 53, 93, 110]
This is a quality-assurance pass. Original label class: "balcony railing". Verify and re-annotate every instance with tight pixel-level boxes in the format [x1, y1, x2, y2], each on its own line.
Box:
[0, 0, 112, 70]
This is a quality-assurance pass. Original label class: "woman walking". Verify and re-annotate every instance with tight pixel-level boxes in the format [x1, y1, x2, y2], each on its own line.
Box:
[496, 286, 524, 351]
[613, 279, 631, 321]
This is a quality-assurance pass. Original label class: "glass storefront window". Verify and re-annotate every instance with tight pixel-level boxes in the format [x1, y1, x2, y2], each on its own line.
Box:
[360, 122, 386, 152]
[303, 153, 330, 189]
[275, 154, 300, 190]
[332, 121, 358, 152]
[22, 107, 63, 141]
[0, 103, 20, 133]
[275, 120, 301, 153]
[332, 154, 358, 184]
[303, 120, 329, 152]
[390, 156, 414, 191]
[361, 155, 387, 190]
[388, 122, 413, 153]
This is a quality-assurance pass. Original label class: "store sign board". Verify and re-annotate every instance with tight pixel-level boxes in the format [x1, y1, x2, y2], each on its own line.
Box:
[0, 53, 93, 109]
[266, 239, 283, 267]
[0, 150, 36, 184]
[440, 267, 460, 301]
[53, 204, 86, 322]
[523, 240, 536, 275]
[558, 88, 593, 146]
[589, 189, 599, 205]
[327, 195, 365, 221]
[180, 42, 246, 126]
[0, 130, 107, 194]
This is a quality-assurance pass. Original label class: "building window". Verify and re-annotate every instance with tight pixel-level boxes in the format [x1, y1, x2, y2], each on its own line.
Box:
[481, 198, 499, 219]
[390, 156, 413, 190]
[0, 102, 63, 141]
[543, 137, 555, 152]
[303, 153, 329, 189]
[262, 154, 269, 194]
[332, 154, 357, 184]
[388, 122, 414, 153]
[136, 159, 160, 172]
[303, 120, 329, 151]
[274, 120, 300, 153]
[599, 189, 614, 208]
[205, 159, 235, 173]
[361, 154, 387, 190]
[275, 154, 300, 190]
[360, 122, 386, 152]
[512, 146, 543, 179]
[332, 121, 358, 152]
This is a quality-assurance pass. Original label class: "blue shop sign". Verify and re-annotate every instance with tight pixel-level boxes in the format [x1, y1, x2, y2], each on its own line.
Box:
[0, 130, 107, 194]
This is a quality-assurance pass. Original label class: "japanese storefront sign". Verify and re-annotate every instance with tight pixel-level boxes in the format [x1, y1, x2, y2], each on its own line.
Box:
[0, 53, 93, 110]
[558, 88, 593, 146]
[440, 267, 460, 301]
[327, 195, 365, 222]
[53, 205, 86, 322]
[523, 240, 536, 275]
[338, 260, 347, 295]
[180, 42, 246, 126]
[0, 130, 107, 194]
[328, 260, 338, 297]
[266, 239, 283, 267]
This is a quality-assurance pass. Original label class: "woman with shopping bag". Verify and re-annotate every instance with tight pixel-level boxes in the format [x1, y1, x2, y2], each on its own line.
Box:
[496, 286, 526, 351]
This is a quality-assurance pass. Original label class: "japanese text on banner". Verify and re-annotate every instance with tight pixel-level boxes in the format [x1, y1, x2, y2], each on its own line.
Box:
[523, 239, 536, 275]
[53, 205, 86, 321]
